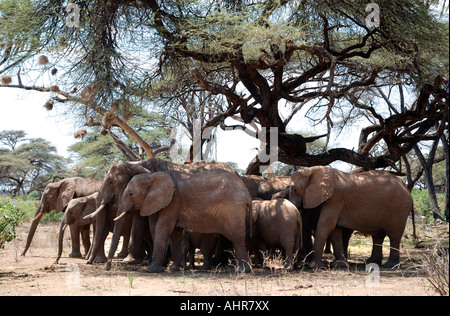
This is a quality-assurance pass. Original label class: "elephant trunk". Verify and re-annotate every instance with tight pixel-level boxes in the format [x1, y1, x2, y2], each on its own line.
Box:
[21, 210, 45, 256]
[55, 220, 68, 264]
[106, 212, 126, 270]
[87, 205, 107, 263]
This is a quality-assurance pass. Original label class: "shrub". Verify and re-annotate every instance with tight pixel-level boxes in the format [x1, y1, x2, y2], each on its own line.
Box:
[0, 198, 24, 249]
[422, 243, 449, 296]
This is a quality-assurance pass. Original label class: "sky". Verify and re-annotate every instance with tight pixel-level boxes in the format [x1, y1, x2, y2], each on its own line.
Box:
[0, 87, 75, 157]
[0, 86, 265, 170]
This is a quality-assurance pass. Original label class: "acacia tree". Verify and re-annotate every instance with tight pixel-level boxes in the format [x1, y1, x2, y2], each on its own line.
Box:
[0, 131, 69, 195]
[0, 0, 448, 174]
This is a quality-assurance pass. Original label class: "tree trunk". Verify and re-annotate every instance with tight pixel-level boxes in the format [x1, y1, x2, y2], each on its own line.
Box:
[414, 141, 444, 221]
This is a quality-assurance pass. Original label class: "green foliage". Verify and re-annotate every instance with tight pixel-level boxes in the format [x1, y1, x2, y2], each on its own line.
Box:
[0, 198, 24, 249]
[411, 188, 446, 220]
[0, 130, 70, 195]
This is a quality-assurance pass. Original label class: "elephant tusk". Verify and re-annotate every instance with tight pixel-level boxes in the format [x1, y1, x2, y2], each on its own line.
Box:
[113, 212, 127, 222]
[32, 212, 44, 222]
[62, 224, 68, 231]
[83, 203, 105, 220]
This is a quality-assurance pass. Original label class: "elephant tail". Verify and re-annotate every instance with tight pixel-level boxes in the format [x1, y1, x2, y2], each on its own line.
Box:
[246, 202, 253, 242]
[411, 206, 418, 247]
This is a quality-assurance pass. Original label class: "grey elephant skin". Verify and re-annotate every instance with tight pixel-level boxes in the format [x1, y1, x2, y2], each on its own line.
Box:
[86, 158, 238, 264]
[107, 169, 252, 273]
[55, 192, 98, 264]
[241, 175, 291, 200]
[22, 177, 102, 256]
[250, 198, 302, 270]
[289, 166, 414, 268]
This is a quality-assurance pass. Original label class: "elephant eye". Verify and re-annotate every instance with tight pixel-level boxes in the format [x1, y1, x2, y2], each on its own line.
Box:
[129, 192, 132, 196]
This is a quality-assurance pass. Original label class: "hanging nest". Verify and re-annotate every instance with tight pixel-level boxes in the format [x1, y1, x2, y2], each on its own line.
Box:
[51, 68, 58, 76]
[38, 55, 49, 65]
[1, 75, 12, 85]
[74, 129, 87, 139]
[86, 116, 94, 126]
[101, 111, 116, 129]
[43, 100, 54, 111]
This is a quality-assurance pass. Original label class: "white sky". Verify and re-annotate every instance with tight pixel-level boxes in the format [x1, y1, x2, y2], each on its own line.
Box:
[0, 87, 76, 157]
[0, 86, 265, 169]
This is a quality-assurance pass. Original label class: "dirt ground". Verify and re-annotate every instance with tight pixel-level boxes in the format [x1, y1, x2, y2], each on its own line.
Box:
[0, 220, 447, 296]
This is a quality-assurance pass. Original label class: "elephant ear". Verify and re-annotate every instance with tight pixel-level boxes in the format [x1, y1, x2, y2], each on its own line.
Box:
[304, 167, 336, 209]
[140, 172, 176, 217]
[56, 180, 76, 213]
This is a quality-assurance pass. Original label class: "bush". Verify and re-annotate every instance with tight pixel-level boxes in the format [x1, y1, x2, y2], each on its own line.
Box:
[422, 243, 449, 296]
[0, 198, 24, 249]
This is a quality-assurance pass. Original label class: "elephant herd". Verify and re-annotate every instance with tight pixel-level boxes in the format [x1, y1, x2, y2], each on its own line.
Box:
[21, 158, 415, 272]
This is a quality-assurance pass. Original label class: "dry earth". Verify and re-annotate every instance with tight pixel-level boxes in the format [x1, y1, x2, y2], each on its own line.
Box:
[0, 220, 447, 296]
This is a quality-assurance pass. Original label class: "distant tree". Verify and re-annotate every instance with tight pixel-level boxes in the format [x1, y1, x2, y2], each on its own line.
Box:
[0, 131, 69, 195]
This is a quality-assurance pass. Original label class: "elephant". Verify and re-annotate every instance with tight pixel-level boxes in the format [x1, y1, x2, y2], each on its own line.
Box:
[181, 229, 220, 270]
[106, 168, 252, 273]
[21, 177, 102, 256]
[241, 175, 291, 200]
[250, 198, 302, 270]
[86, 158, 237, 265]
[55, 193, 98, 264]
[289, 166, 414, 268]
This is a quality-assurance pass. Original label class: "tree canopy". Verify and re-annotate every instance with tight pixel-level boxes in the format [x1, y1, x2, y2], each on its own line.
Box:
[0, 0, 448, 176]
[0, 130, 69, 195]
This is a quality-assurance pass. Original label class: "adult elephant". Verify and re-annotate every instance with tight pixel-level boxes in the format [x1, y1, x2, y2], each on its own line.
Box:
[107, 169, 252, 273]
[289, 166, 414, 268]
[241, 175, 290, 200]
[21, 177, 102, 256]
[55, 193, 98, 264]
[86, 158, 237, 264]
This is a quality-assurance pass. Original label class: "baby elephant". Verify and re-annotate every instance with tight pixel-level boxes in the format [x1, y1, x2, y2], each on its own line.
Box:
[251, 198, 302, 270]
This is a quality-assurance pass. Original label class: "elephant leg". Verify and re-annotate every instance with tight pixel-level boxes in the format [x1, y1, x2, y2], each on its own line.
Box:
[92, 227, 109, 263]
[311, 210, 338, 269]
[299, 212, 314, 262]
[80, 225, 91, 257]
[123, 213, 146, 264]
[329, 226, 347, 268]
[69, 224, 82, 258]
[168, 228, 183, 271]
[366, 232, 386, 266]
[147, 213, 177, 273]
[384, 234, 402, 268]
[342, 228, 354, 259]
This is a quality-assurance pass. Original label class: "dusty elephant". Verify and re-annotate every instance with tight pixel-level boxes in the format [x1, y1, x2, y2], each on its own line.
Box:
[107, 169, 252, 273]
[181, 229, 220, 270]
[250, 198, 302, 270]
[241, 175, 291, 200]
[86, 158, 237, 265]
[289, 166, 414, 268]
[21, 177, 102, 256]
[55, 193, 98, 264]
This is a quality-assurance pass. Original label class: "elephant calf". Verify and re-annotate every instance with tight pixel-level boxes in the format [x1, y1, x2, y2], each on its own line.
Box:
[250, 198, 302, 270]
[55, 193, 98, 264]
